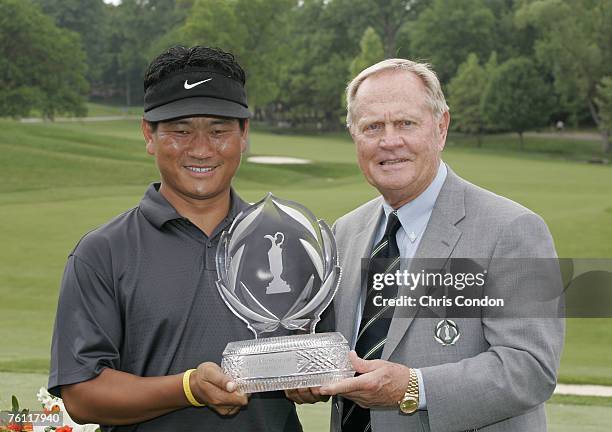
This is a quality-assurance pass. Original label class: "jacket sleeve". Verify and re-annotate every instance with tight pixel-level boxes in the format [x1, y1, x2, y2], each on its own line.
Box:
[420, 213, 565, 432]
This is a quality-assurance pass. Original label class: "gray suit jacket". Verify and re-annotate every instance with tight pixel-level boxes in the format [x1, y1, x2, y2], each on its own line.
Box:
[329, 166, 564, 432]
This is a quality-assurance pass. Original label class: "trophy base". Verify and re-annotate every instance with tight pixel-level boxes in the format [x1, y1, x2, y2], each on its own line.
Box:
[222, 332, 355, 393]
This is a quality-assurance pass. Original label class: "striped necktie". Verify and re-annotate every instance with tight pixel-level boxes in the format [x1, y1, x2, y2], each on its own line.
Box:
[341, 211, 402, 432]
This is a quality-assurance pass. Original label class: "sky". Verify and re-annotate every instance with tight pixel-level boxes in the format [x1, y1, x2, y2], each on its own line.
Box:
[103, 0, 122, 5]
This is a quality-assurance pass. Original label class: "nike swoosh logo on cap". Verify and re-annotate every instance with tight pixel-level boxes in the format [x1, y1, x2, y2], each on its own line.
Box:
[184, 78, 213, 89]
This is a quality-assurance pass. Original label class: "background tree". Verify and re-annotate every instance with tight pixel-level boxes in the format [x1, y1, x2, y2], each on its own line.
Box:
[596, 77, 612, 136]
[274, 0, 352, 129]
[276, 0, 428, 129]
[349, 27, 385, 79]
[101, 0, 188, 106]
[516, 0, 612, 153]
[484, 0, 537, 60]
[32, 0, 108, 86]
[482, 57, 553, 148]
[342, 0, 428, 57]
[3, 0, 604, 139]
[0, 0, 88, 118]
[448, 53, 488, 146]
[370, 0, 427, 57]
[182, 0, 293, 113]
[410, 0, 496, 83]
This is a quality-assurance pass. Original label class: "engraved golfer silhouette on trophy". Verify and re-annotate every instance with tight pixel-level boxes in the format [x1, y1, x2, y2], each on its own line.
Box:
[264, 232, 291, 295]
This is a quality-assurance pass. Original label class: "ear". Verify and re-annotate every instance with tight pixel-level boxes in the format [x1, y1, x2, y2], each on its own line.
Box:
[141, 119, 155, 155]
[437, 111, 450, 151]
[240, 119, 250, 153]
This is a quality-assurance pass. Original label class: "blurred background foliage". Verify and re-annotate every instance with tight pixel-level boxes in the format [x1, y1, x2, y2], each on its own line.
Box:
[0, 0, 611, 152]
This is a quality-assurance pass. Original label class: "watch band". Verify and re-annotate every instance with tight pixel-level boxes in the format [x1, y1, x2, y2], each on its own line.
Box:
[398, 368, 419, 414]
[408, 368, 419, 397]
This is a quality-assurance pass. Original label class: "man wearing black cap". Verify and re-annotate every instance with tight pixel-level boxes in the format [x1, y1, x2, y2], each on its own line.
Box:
[48, 46, 303, 431]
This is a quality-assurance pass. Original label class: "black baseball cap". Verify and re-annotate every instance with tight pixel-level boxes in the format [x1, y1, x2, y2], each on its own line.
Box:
[143, 66, 250, 122]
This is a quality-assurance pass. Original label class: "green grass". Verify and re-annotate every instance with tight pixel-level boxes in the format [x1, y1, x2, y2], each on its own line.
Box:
[84, 102, 141, 117]
[0, 372, 48, 410]
[448, 132, 608, 161]
[549, 394, 612, 408]
[559, 318, 612, 385]
[546, 404, 612, 432]
[1, 117, 611, 428]
[293, 404, 334, 431]
[12, 102, 141, 120]
[296, 400, 612, 432]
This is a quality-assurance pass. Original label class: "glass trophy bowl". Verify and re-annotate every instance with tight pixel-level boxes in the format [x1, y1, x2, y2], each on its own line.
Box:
[217, 193, 354, 393]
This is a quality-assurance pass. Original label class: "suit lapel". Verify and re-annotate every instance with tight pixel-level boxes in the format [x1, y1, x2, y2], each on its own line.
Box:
[382, 167, 466, 360]
[335, 199, 384, 348]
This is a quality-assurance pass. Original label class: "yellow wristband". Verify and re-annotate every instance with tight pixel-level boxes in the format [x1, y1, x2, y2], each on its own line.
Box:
[183, 369, 206, 407]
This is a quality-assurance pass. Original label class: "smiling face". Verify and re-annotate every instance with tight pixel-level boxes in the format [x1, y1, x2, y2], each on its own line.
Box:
[350, 70, 450, 208]
[142, 116, 248, 206]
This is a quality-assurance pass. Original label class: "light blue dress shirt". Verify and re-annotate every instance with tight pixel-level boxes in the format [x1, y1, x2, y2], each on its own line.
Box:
[356, 161, 448, 410]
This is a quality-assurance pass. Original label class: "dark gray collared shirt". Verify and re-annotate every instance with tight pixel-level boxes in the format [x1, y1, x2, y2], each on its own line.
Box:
[49, 183, 302, 432]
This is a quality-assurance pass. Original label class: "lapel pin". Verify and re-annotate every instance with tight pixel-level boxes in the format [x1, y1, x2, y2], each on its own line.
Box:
[434, 319, 460, 346]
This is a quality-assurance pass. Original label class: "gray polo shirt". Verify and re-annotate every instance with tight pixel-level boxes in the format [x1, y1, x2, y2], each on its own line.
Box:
[49, 183, 302, 432]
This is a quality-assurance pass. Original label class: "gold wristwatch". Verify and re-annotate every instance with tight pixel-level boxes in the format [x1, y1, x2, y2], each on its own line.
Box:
[398, 368, 419, 414]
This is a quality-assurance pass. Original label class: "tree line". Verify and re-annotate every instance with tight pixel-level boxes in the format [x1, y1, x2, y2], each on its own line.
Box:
[1, 0, 610, 152]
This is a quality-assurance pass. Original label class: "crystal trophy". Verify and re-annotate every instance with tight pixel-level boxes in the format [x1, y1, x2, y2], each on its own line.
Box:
[217, 193, 354, 393]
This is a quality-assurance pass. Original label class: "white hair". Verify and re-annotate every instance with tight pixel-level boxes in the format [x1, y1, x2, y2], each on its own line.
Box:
[346, 58, 449, 128]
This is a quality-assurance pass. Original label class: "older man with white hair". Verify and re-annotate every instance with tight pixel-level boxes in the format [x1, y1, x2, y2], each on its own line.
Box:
[287, 59, 564, 432]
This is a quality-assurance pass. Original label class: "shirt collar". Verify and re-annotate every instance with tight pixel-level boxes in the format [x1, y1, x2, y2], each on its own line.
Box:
[382, 162, 448, 230]
[139, 183, 248, 229]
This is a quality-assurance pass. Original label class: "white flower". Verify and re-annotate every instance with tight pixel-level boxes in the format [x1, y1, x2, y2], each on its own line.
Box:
[35, 387, 100, 432]
[36, 386, 55, 410]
